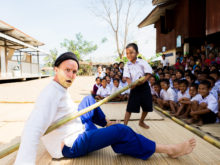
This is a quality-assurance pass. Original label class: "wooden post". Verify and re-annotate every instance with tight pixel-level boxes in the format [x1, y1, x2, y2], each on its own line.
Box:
[4, 40, 7, 75]
[37, 49, 40, 76]
[20, 51, 22, 76]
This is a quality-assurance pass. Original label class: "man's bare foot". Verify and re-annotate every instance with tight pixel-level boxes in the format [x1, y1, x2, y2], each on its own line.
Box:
[168, 138, 196, 158]
[139, 121, 150, 129]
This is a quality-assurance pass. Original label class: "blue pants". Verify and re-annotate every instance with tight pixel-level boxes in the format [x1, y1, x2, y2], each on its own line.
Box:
[62, 95, 156, 160]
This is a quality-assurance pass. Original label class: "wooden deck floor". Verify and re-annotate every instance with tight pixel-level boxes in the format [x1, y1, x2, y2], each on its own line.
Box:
[0, 103, 220, 165]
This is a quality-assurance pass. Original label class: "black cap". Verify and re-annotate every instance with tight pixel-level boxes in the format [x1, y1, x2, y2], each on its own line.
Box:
[54, 52, 79, 68]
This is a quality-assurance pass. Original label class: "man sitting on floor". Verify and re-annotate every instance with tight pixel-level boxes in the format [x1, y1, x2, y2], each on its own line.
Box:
[14, 52, 196, 165]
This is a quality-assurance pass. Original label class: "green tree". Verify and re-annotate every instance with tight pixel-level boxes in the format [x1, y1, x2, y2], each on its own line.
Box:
[43, 49, 58, 67]
[60, 33, 98, 61]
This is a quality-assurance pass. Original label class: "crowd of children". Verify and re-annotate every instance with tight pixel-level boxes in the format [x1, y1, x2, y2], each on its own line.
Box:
[151, 61, 220, 126]
[92, 62, 129, 101]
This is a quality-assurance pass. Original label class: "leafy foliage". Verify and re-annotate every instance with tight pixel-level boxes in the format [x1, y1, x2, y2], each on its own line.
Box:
[61, 33, 97, 61]
[43, 49, 58, 67]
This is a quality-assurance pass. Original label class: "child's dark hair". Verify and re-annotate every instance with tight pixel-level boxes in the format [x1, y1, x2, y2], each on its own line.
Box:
[199, 80, 211, 89]
[186, 74, 196, 82]
[153, 82, 161, 87]
[185, 70, 192, 76]
[113, 78, 119, 83]
[106, 67, 111, 71]
[160, 79, 170, 85]
[95, 77, 100, 81]
[101, 78, 106, 82]
[190, 83, 198, 90]
[173, 79, 179, 83]
[176, 70, 184, 78]
[126, 43, 139, 53]
[207, 76, 216, 85]
[178, 79, 189, 86]
[105, 75, 110, 78]
[150, 76, 156, 80]
[159, 72, 165, 76]
[210, 70, 220, 76]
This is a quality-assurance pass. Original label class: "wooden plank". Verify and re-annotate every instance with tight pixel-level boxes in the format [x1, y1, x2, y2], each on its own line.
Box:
[101, 103, 164, 121]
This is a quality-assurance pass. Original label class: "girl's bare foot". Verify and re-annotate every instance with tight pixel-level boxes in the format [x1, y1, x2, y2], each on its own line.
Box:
[139, 121, 150, 129]
[168, 138, 196, 158]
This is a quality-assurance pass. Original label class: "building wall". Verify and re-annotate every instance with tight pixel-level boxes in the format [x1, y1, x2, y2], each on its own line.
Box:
[155, 0, 207, 54]
[206, 0, 220, 35]
[155, 0, 189, 53]
[189, 0, 206, 38]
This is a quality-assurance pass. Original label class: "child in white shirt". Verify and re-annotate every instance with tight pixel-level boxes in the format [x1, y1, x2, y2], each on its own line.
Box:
[188, 80, 218, 126]
[111, 78, 123, 101]
[157, 79, 177, 113]
[174, 80, 190, 117]
[95, 78, 111, 100]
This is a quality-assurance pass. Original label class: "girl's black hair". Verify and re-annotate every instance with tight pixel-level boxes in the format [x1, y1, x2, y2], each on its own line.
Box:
[126, 43, 139, 53]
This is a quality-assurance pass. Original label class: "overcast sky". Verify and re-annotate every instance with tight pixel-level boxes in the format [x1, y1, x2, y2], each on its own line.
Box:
[0, 0, 156, 63]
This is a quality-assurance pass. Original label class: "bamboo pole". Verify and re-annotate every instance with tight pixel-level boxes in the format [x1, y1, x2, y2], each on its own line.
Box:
[0, 76, 145, 159]
[154, 105, 220, 149]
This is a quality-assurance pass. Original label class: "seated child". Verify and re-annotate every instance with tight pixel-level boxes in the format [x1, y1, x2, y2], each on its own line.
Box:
[185, 74, 196, 86]
[207, 76, 218, 100]
[120, 77, 130, 99]
[210, 70, 220, 119]
[174, 80, 190, 117]
[159, 73, 164, 80]
[111, 78, 123, 101]
[92, 77, 101, 96]
[165, 73, 172, 87]
[152, 82, 161, 104]
[187, 80, 218, 126]
[176, 70, 184, 80]
[105, 75, 113, 90]
[174, 83, 199, 119]
[149, 76, 156, 95]
[95, 78, 111, 100]
[172, 79, 179, 94]
[171, 74, 176, 83]
[157, 79, 177, 113]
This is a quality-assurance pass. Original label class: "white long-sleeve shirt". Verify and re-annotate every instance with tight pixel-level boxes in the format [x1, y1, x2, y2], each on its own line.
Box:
[14, 81, 85, 165]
